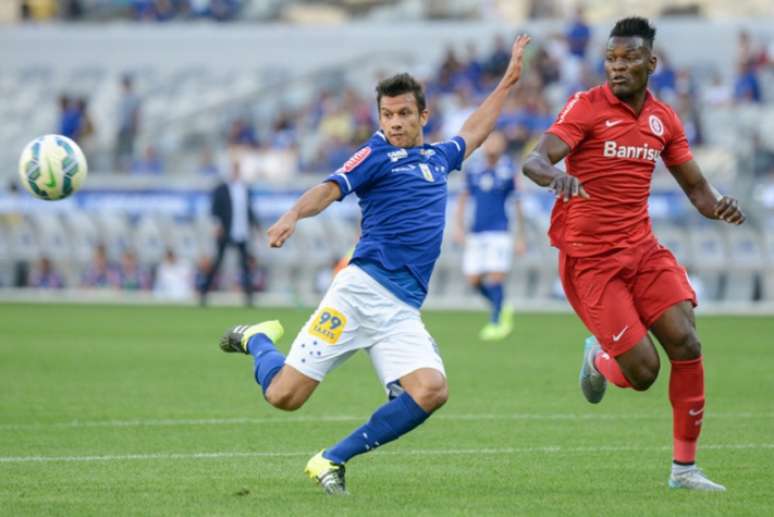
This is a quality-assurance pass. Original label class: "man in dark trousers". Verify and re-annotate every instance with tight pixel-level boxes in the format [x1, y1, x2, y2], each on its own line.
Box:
[199, 159, 258, 306]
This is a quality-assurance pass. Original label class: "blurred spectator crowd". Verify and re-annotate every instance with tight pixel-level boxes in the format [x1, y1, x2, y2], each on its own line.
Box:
[16, 0, 243, 22]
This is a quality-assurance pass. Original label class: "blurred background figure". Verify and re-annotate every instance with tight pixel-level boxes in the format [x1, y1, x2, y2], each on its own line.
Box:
[114, 75, 142, 173]
[154, 248, 194, 301]
[118, 250, 152, 291]
[28, 256, 64, 289]
[82, 243, 119, 288]
[198, 159, 258, 306]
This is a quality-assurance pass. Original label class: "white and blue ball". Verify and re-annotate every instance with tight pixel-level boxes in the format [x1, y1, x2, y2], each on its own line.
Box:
[18, 134, 88, 201]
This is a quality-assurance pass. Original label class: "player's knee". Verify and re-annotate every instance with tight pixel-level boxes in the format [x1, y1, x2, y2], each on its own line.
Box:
[413, 379, 448, 412]
[628, 359, 660, 391]
[670, 330, 702, 360]
[265, 387, 305, 411]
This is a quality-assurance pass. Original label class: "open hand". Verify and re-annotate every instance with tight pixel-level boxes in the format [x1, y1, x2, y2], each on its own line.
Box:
[500, 34, 531, 89]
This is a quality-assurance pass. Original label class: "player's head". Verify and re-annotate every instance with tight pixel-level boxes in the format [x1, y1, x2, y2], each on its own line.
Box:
[375, 73, 429, 148]
[482, 131, 506, 164]
[605, 17, 657, 99]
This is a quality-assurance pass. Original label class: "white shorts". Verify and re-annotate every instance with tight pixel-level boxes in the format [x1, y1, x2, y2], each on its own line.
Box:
[462, 231, 513, 276]
[285, 265, 445, 394]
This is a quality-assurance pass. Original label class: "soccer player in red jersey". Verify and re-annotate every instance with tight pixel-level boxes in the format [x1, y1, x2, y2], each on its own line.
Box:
[523, 17, 745, 491]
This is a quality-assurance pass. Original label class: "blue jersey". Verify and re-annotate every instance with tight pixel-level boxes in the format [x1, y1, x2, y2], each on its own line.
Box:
[464, 155, 517, 233]
[325, 131, 466, 308]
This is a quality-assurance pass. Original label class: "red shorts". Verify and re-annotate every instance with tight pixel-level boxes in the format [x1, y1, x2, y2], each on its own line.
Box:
[559, 237, 697, 357]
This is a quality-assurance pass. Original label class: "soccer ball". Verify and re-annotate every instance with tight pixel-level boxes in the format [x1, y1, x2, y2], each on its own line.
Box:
[18, 134, 88, 201]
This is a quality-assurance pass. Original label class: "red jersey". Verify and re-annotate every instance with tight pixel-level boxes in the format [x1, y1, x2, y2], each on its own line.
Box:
[546, 83, 693, 257]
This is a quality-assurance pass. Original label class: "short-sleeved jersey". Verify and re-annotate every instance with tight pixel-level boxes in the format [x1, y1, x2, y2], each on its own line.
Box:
[464, 155, 517, 233]
[325, 131, 466, 308]
[546, 83, 692, 257]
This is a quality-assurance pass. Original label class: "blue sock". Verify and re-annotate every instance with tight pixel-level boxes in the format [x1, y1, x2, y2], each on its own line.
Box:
[485, 282, 504, 323]
[246, 334, 285, 397]
[323, 392, 429, 464]
[476, 283, 494, 304]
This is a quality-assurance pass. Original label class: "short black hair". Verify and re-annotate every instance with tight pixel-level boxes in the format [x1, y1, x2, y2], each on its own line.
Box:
[375, 73, 426, 112]
[609, 17, 656, 49]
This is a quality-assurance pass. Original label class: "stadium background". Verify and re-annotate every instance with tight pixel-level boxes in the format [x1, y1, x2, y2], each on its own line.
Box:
[2, 2, 774, 516]
[1, 0, 774, 310]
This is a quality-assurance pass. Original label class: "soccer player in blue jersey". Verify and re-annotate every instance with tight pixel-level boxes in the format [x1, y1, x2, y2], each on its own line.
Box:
[218, 35, 530, 495]
[453, 131, 526, 341]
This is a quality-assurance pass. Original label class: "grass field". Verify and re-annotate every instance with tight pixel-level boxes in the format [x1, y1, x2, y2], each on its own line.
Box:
[0, 303, 772, 516]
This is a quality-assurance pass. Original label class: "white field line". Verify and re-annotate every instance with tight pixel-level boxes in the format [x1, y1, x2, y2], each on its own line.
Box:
[0, 412, 772, 431]
[1, 443, 773, 464]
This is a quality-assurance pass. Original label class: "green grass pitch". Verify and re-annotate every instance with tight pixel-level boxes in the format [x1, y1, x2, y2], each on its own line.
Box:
[1, 303, 772, 516]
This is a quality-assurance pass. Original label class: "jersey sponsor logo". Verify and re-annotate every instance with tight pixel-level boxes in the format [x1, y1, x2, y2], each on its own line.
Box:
[388, 149, 408, 162]
[309, 306, 347, 345]
[339, 147, 371, 173]
[603, 141, 662, 161]
[419, 163, 434, 182]
[392, 164, 416, 173]
[649, 115, 664, 136]
[605, 119, 623, 127]
[420, 149, 436, 158]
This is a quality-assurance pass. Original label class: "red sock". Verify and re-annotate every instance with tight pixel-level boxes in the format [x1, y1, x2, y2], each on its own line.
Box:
[669, 357, 705, 464]
[594, 350, 632, 388]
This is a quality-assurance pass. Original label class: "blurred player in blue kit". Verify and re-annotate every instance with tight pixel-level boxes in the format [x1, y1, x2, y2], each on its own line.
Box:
[454, 131, 526, 341]
[218, 35, 530, 495]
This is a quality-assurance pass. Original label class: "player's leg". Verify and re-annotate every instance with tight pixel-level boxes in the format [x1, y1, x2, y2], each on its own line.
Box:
[235, 240, 254, 306]
[219, 320, 320, 410]
[649, 302, 724, 490]
[219, 267, 361, 412]
[199, 237, 227, 305]
[463, 233, 497, 337]
[318, 368, 444, 468]
[307, 274, 444, 494]
[633, 242, 723, 490]
[560, 250, 659, 402]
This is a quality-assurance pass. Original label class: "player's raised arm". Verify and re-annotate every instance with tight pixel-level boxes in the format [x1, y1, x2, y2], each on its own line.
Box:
[458, 35, 530, 159]
[667, 159, 745, 225]
[523, 133, 590, 201]
[267, 181, 342, 248]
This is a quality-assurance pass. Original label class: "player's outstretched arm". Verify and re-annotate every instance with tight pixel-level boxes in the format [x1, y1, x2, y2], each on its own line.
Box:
[267, 182, 342, 248]
[523, 133, 589, 201]
[668, 160, 745, 224]
[458, 35, 530, 159]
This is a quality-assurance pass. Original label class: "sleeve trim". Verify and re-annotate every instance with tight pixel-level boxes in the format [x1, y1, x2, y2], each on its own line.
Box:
[334, 172, 352, 192]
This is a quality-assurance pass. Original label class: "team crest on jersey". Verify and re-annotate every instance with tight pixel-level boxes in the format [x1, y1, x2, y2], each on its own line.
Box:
[388, 149, 408, 162]
[648, 115, 664, 136]
[339, 147, 371, 173]
[419, 163, 434, 182]
[309, 306, 347, 345]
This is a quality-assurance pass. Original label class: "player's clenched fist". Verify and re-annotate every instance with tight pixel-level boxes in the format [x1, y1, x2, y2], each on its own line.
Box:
[267, 213, 297, 248]
[549, 173, 590, 202]
[713, 196, 745, 225]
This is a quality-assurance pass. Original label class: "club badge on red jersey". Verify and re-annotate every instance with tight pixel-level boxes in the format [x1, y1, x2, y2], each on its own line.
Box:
[649, 115, 664, 136]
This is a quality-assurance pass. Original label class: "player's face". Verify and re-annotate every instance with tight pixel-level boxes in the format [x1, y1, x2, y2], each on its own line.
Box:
[378, 93, 429, 148]
[604, 36, 657, 99]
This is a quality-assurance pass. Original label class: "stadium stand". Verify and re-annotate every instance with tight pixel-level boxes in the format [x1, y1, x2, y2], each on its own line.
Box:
[1, 9, 773, 308]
